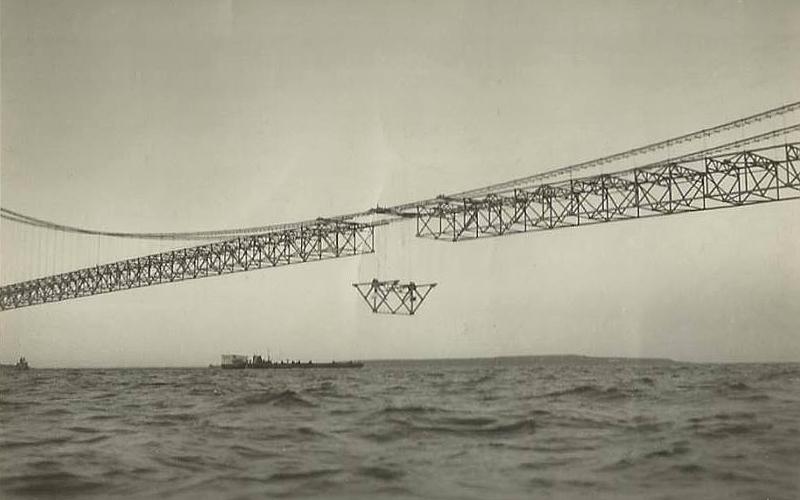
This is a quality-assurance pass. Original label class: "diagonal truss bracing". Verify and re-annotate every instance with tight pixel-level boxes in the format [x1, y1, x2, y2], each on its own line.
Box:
[352, 280, 437, 315]
[0, 220, 376, 311]
[416, 143, 800, 241]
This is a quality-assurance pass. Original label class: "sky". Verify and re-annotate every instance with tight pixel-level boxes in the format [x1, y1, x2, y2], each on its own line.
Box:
[1, 0, 800, 367]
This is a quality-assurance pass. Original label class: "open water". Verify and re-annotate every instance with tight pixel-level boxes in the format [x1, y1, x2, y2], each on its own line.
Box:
[1, 356, 799, 499]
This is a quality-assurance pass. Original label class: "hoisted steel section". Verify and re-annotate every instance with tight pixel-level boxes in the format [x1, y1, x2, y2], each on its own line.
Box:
[353, 279, 437, 315]
[415, 142, 800, 241]
[0, 219, 376, 311]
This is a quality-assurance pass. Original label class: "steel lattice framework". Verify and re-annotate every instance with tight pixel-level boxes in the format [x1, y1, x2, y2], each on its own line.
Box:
[415, 143, 800, 241]
[1, 120, 799, 313]
[352, 280, 437, 315]
[0, 220, 375, 311]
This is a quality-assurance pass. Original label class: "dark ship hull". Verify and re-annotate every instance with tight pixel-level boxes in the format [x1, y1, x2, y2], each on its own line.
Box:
[219, 354, 363, 370]
[221, 361, 364, 370]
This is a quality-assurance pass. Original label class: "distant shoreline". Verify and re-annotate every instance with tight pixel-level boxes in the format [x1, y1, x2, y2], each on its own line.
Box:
[8, 354, 800, 369]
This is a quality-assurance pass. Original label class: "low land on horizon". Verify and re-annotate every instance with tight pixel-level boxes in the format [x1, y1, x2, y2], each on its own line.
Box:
[9, 353, 800, 369]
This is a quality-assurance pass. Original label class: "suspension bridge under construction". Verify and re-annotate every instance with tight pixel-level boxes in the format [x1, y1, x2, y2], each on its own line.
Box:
[1, 102, 799, 313]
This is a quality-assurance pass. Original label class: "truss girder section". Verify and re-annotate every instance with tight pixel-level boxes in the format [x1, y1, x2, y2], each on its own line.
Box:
[415, 195, 524, 241]
[636, 163, 706, 214]
[526, 185, 578, 229]
[705, 149, 799, 206]
[0, 220, 375, 311]
[570, 174, 639, 223]
[787, 144, 800, 187]
[353, 279, 437, 315]
[416, 142, 800, 242]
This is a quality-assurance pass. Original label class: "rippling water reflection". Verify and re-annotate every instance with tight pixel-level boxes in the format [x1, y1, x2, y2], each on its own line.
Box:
[1, 357, 799, 499]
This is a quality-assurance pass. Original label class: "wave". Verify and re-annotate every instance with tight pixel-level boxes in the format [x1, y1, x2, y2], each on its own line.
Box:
[378, 404, 448, 415]
[628, 418, 672, 433]
[90, 392, 118, 400]
[66, 425, 100, 434]
[637, 376, 656, 386]
[86, 413, 120, 421]
[758, 367, 800, 382]
[267, 468, 342, 482]
[151, 454, 208, 473]
[229, 444, 283, 459]
[465, 372, 497, 385]
[127, 381, 173, 391]
[519, 457, 576, 470]
[732, 393, 770, 401]
[540, 384, 637, 401]
[1, 471, 106, 496]
[302, 382, 360, 400]
[438, 416, 497, 427]
[721, 381, 751, 391]
[528, 477, 556, 488]
[296, 425, 325, 437]
[233, 390, 315, 408]
[553, 414, 621, 430]
[712, 470, 761, 483]
[329, 408, 359, 415]
[687, 408, 772, 437]
[146, 412, 200, 426]
[0, 399, 34, 408]
[672, 463, 705, 474]
[644, 442, 691, 459]
[687, 411, 757, 424]
[693, 422, 773, 438]
[0, 436, 72, 449]
[481, 419, 537, 435]
[363, 416, 537, 442]
[39, 407, 72, 416]
[713, 382, 770, 401]
[303, 381, 336, 395]
[358, 465, 406, 481]
[73, 434, 110, 444]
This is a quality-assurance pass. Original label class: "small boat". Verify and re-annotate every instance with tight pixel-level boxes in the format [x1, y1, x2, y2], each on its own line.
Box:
[0, 357, 30, 371]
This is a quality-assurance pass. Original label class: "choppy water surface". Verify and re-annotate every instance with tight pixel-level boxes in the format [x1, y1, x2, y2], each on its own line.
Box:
[1, 357, 799, 499]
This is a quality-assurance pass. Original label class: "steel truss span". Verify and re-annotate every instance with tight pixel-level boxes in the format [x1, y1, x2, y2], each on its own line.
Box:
[0, 220, 375, 311]
[353, 280, 437, 315]
[416, 143, 800, 242]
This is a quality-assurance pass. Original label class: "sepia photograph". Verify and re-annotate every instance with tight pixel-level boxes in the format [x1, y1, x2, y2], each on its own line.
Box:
[1, 1, 799, 498]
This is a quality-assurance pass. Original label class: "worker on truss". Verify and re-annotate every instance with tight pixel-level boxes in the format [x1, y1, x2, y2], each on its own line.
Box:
[352, 279, 437, 315]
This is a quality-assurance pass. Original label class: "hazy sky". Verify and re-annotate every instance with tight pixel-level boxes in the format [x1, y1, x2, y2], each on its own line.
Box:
[2, 0, 800, 366]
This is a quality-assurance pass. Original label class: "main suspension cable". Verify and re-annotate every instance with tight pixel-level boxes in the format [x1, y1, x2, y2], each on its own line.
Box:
[2, 101, 798, 241]
[451, 100, 800, 198]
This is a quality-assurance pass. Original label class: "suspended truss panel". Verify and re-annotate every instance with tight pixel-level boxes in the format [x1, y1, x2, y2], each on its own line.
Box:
[353, 279, 437, 315]
[0, 220, 376, 311]
[416, 143, 800, 241]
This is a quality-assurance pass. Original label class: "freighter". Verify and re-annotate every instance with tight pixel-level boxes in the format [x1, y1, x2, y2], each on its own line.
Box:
[219, 354, 363, 369]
